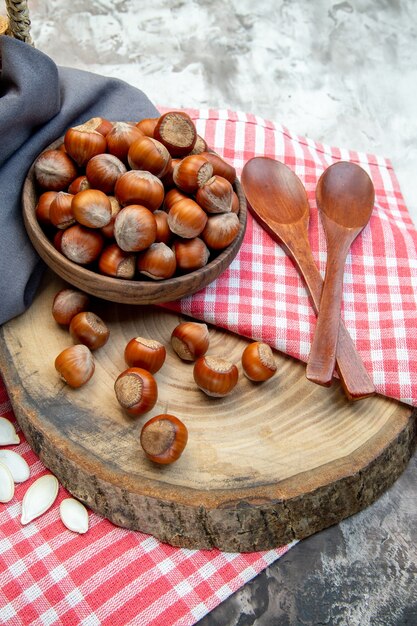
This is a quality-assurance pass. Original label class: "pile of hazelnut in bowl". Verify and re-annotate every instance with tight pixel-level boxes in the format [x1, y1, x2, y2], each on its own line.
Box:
[23, 111, 246, 304]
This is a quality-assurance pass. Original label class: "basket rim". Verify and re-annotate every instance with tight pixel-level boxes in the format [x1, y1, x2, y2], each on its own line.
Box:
[3, 0, 32, 45]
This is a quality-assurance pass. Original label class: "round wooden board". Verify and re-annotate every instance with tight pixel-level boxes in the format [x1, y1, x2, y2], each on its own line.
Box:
[0, 273, 416, 552]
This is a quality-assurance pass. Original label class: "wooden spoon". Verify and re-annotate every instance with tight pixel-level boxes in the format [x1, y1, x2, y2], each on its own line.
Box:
[241, 157, 375, 401]
[306, 161, 375, 386]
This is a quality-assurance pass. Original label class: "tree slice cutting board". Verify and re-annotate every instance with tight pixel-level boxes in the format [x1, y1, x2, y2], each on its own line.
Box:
[0, 273, 416, 552]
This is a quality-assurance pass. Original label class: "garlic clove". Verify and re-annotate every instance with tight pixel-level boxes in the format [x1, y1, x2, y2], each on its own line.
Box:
[59, 498, 89, 534]
[0, 417, 20, 445]
[0, 450, 30, 483]
[21, 474, 59, 525]
[0, 461, 15, 503]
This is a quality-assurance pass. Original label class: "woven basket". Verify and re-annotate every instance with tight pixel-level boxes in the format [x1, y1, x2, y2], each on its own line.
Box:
[1, 0, 33, 45]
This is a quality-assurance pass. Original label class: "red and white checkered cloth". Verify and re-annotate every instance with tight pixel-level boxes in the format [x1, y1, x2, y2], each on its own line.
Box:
[164, 108, 417, 407]
[1, 108, 417, 625]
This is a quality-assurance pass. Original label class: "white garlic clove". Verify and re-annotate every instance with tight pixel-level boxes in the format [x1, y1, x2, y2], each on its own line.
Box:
[0, 416, 20, 445]
[0, 450, 30, 483]
[21, 474, 59, 525]
[0, 461, 15, 503]
[59, 498, 89, 534]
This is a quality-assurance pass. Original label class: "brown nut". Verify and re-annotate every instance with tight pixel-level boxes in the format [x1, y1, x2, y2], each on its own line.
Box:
[241, 342, 277, 382]
[85, 153, 127, 194]
[171, 322, 209, 361]
[49, 192, 75, 229]
[153, 210, 172, 244]
[167, 198, 208, 239]
[154, 111, 197, 156]
[163, 188, 190, 212]
[114, 204, 157, 252]
[35, 191, 59, 226]
[68, 175, 90, 195]
[124, 337, 166, 373]
[172, 237, 210, 272]
[193, 356, 239, 397]
[73, 116, 113, 137]
[231, 191, 240, 214]
[69, 311, 110, 350]
[140, 414, 188, 464]
[199, 151, 236, 184]
[189, 135, 208, 155]
[52, 288, 90, 326]
[60, 224, 104, 265]
[114, 367, 158, 416]
[34, 149, 78, 191]
[115, 170, 164, 211]
[172, 154, 213, 193]
[72, 189, 112, 229]
[55, 344, 95, 388]
[160, 158, 182, 189]
[195, 175, 234, 214]
[98, 242, 136, 279]
[137, 242, 177, 280]
[135, 117, 159, 137]
[105, 121, 143, 162]
[64, 124, 107, 167]
[201, 212, 240, 250]
[100, 196, 122, 239]
[127, 136, 171, 178]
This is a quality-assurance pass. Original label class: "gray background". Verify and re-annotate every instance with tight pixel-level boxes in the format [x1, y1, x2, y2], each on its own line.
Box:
[22, 1, 417, 623]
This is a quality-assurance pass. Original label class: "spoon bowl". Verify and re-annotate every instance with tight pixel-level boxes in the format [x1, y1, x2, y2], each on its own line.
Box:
[242, 156, 309, 225]
[316, 160, 375, 228]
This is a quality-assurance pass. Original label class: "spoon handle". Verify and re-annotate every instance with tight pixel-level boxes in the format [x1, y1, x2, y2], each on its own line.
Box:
[284, 222, 374, 399]
[306, 220, 361, 386]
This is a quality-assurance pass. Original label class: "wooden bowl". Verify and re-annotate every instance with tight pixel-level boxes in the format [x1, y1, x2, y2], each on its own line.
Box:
[22, 139, 247, 305]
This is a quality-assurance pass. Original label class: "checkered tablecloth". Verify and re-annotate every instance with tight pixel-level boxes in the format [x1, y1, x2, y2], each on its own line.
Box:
[1, 108, 416, 626]
[166, 108, 417, 407]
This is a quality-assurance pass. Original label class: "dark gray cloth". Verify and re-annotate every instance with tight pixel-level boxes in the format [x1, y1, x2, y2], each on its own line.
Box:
[0, 37, 159, 325]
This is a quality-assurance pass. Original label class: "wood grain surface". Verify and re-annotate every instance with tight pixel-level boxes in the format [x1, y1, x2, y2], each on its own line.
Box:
[0, 273, 415, 551]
